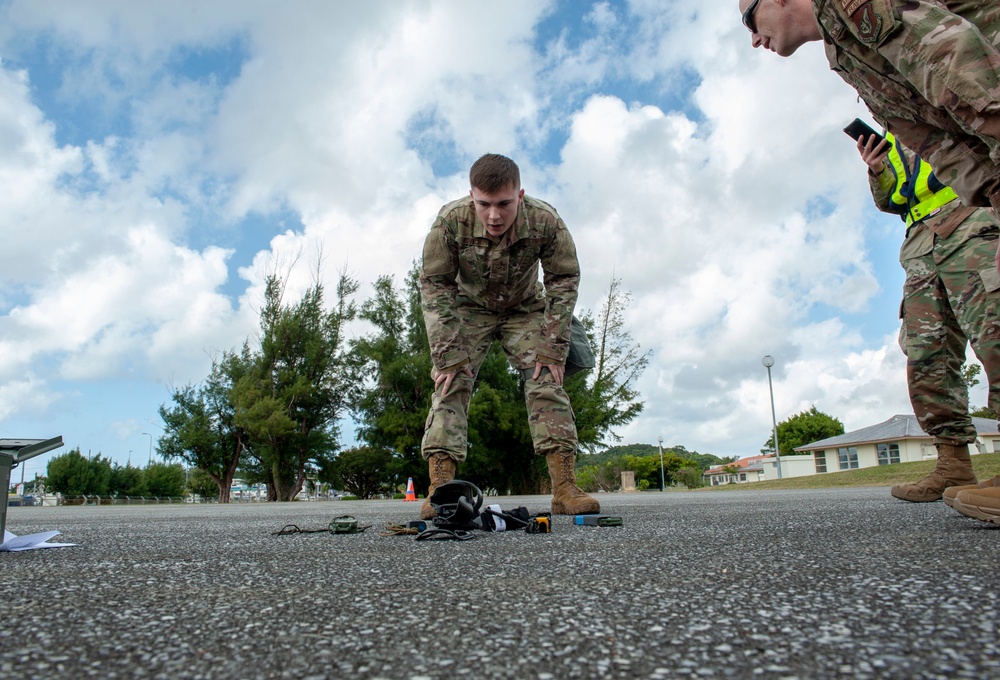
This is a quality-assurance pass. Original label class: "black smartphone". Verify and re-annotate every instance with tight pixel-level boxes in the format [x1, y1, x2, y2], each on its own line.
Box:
[843, 118, 884, 146]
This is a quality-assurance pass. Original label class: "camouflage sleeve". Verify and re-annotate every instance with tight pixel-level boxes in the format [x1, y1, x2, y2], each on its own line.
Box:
[852, 0, 1000, 205]
[868, 164, 898, 214]
[536, 220, 580, 365]
[419, 217, 469, 372]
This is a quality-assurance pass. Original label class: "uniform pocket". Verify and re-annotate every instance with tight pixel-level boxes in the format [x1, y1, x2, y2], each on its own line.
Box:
[459, 245, 487, 288]
[979, 266, 1000, 294]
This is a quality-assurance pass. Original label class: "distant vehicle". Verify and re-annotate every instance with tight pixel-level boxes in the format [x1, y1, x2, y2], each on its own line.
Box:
[22, 495, 36, 506]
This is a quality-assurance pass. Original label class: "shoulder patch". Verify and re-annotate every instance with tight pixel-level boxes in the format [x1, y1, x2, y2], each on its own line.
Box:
[421, 227, 457, 277]
[839, 0, 901, 46]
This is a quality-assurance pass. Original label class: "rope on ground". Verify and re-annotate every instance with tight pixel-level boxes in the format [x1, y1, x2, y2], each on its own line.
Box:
[380, 523, 422, 536]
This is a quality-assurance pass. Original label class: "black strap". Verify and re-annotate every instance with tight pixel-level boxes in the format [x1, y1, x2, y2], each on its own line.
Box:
[273, 518, 370, 535]
[273, 524, 328, 535]
[481, 507, 529, 529]
[415, 528, 475, 541]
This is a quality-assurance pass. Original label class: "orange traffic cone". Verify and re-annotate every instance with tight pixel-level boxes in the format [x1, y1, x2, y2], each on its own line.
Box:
[404, 477, 417, 501]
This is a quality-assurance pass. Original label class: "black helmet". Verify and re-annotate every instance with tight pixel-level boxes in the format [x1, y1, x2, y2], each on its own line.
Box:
[430, 480, 483, 529]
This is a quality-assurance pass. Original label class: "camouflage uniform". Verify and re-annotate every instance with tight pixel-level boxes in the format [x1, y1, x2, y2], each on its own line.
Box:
[419, 194, 580, 463]
[869, 138, 1000, 443]
[813, 0, 1000, 211]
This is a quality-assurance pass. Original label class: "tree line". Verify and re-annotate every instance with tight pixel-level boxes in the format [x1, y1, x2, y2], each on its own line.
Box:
[35, 269, 993, 501]
[42, 448, 187, 498]
[149, 264, 651, 501]
[577, 443, 733, 492]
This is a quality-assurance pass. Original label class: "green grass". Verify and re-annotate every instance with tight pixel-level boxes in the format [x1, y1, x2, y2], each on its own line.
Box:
[697, 452, 1000, 491]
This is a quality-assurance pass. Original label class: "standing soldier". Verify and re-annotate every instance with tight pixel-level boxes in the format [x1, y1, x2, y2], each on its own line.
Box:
[737, 0, 1000, 238]
[738, 0, 1000, 520]
[418, 153, 599, 520]
[855, 130, 1000, 503]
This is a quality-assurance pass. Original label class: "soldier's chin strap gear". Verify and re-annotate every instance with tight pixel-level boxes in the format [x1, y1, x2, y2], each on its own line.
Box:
[429, 480, 483, 530]
[481, 505, 530, 531]
[415, 528, 476, 541]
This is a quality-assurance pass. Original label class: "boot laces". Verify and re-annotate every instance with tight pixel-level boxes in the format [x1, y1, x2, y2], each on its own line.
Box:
[553, 453, 576, 489]
[430, 454, 452, 486]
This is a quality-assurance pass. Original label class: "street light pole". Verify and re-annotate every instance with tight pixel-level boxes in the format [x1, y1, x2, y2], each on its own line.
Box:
[657, 436, 665, 492]
[141, 432, 153, 467]
[761, 356, 782, 479]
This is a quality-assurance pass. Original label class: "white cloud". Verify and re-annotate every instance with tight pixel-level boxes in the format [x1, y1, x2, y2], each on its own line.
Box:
[0, 373, 58, 421]
[1, 225, 241, 381]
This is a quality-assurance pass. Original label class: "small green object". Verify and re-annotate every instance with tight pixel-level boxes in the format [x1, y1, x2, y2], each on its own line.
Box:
[330, 515, 359, 534]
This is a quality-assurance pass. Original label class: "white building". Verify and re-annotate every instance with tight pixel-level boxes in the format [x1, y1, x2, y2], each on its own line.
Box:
[706, 414, 999, 484]
[769, 414, 1000, 480]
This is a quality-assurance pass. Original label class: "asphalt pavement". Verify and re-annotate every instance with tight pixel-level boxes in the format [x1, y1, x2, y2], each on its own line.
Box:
[1, 486, 998, 679]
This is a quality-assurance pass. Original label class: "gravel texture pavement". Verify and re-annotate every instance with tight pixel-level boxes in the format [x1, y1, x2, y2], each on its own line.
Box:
[1, 486, 998, 679]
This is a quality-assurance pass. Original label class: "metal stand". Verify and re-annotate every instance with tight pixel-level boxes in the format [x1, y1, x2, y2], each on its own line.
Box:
[1, 437, 63, 537]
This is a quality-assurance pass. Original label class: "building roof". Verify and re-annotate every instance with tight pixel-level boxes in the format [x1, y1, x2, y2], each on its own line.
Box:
[705, 454, 767, 476]
[794, 414, 999, 451]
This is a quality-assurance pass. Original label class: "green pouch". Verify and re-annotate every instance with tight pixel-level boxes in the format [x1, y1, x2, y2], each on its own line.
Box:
[329, 515, 359, 534]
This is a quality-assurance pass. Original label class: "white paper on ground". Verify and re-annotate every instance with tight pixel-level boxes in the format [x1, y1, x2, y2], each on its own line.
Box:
[1, 529, 78, 551]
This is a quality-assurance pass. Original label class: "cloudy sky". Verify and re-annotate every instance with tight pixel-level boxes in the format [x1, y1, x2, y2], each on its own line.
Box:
[2, 0, 984, 480]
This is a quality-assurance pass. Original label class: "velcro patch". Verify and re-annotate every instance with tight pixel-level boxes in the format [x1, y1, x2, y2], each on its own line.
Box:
[421, 228, 457, 277]
[839, 0, 900, 46]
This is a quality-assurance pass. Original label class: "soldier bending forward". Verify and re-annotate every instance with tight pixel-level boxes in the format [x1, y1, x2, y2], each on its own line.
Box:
[418, 153, 600, 519]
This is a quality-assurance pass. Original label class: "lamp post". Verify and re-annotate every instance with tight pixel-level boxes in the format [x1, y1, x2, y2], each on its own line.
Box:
[141, 432, 153, 467]
[657, 436, 665, 492]
[761, 356, 782, 479]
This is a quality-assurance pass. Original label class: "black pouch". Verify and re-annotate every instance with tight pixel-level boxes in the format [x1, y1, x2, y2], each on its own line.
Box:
[565, 315, 595, 377]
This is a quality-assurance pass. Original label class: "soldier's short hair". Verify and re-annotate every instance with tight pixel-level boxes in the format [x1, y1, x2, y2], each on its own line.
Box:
[470, 154, 520, 193]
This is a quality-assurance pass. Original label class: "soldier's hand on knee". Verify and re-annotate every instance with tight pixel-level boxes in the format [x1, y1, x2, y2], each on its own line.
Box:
[533, 362, 565, 386]
[433, 365, 473, 396]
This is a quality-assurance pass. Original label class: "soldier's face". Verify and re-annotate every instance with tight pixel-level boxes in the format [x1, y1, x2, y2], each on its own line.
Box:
[738, 0, 818, 57]
[471, 184, 524, 238]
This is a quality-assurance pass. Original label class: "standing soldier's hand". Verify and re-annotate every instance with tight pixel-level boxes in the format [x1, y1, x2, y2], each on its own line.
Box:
[858, 135, 890, 174]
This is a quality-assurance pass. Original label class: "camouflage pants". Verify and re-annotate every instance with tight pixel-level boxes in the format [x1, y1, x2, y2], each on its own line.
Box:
[421, 300, 577, 462]
[900, 209, 1000, 444]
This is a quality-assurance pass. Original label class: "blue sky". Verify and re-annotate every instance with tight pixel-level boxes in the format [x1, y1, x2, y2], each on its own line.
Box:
[0, 0, 985, 483]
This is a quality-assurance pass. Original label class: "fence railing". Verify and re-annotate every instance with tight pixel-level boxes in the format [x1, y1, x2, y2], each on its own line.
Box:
[56, 495, 189, 506]
[10, 493, 346, 506]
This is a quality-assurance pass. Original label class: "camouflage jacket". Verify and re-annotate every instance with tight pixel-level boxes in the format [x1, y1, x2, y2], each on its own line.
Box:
[814, 0, 1000, 207]
[420, 194, 580, 372]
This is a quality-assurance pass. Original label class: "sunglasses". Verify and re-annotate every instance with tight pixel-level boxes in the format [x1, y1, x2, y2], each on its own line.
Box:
[742, 0, 761, 33]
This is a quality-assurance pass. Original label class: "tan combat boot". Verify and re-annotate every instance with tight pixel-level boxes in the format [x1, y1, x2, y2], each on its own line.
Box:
[943, 474, 1000, 508]
[420, 452, 457, 520]
[952, 486, 1000, 524]
[890, 443, 978, 503]
[546, 451, 600, 515]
